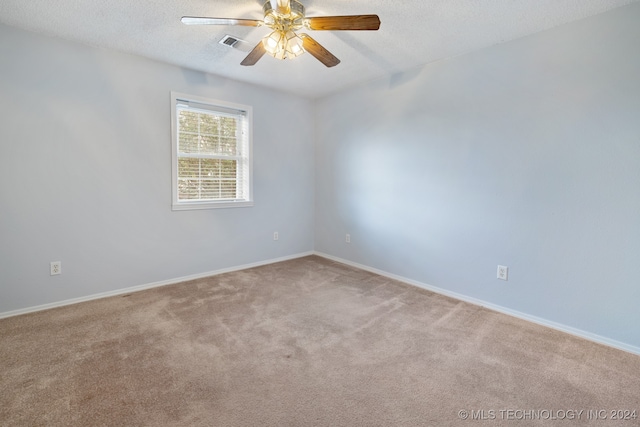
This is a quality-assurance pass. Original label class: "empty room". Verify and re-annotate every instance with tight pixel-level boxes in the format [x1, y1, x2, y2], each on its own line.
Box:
[1, 0, 639, 425]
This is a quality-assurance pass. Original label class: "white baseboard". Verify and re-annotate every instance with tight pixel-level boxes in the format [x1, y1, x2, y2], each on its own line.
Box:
[0, 251, 314, 320]
[5, 250, 639, 357]
[314, 251, 640, 357]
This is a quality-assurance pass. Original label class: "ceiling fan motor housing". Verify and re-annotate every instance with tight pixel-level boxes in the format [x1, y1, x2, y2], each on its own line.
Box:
[263, 0, 305, 30]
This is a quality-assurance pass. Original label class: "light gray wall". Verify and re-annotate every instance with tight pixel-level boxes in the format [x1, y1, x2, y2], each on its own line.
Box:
[315, 3, 640, 348]
[0, 24, 314, 313]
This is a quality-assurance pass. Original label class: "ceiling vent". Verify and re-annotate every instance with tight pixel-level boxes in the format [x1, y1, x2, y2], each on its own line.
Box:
[219, 35, 252, 52]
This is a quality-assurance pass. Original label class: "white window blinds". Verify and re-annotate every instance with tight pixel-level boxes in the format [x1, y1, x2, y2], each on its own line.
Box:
[171, 93, 253, 210]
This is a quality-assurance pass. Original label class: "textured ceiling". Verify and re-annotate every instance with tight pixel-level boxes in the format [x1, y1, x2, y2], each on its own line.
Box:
[1, 0, 637, 98]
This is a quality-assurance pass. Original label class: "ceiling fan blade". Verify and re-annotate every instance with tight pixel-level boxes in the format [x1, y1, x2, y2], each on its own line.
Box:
[241, 42, 267, 66]
[181, 17, 263, 27]
[305, 15, 380, 31]
[269, 0, 291, 15]
[300, 34, 340, 68]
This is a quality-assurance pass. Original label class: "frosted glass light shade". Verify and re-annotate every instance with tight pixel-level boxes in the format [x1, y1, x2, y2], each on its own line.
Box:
[263, 30, 286, 59]
[284, 31, 304, 58]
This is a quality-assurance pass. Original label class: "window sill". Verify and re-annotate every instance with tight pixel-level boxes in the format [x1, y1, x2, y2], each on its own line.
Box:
[172, 200, 254, 211]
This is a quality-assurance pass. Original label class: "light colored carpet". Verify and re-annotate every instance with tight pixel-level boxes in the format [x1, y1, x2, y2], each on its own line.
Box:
[1, 255, 639, 426]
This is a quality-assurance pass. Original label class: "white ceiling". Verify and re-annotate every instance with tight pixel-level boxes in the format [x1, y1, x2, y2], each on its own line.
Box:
[1, 0, 637, 99]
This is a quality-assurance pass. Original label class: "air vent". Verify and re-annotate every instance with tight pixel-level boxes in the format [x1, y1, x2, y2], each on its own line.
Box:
[218, 35, 253, 52]
[220, 35, 238, 47]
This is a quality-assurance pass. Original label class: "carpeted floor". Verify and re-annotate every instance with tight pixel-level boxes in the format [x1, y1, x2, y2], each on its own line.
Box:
[1, 255, 639, 426]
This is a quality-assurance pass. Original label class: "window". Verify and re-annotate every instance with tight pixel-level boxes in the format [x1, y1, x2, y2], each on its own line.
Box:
[171, 92, 253, 210]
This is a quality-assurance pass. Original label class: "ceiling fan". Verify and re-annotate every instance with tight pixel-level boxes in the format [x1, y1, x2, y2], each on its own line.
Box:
[182, 0, 380, 67]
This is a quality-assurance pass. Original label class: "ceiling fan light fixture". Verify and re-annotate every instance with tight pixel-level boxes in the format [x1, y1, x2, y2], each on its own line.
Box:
[183, 0, 380, 67]
[263, 30, 305, 60]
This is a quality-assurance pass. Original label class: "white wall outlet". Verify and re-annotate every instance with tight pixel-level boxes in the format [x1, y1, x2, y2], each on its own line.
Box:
[497, 265, 508, 281]
[50, 261, 62, 276]
[345, 234, 351, 244]
[273, 231, 279, 241]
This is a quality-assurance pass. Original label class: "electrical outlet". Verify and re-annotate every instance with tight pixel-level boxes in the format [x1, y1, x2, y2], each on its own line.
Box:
[497, 265, 508, 281]
[345, 234, 351, 244]
[50, 261, 62, 276]
[273, 231, 279, 241]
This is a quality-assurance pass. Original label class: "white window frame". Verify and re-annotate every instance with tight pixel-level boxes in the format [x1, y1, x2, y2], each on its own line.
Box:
[171, 92, 253, 210]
